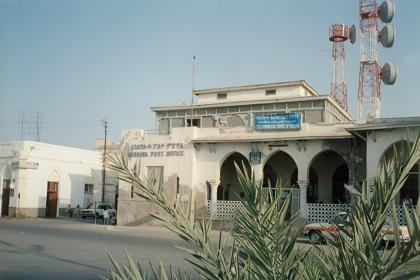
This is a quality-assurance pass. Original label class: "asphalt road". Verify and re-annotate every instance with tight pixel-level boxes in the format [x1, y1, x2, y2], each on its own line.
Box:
[3, 218, 416, 280]
[0, 218, 195, 280]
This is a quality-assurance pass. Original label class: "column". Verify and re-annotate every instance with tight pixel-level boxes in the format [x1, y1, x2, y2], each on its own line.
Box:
[298, 180, 308, 219]
[365, 177, 376, 201]
[208, 180, 219, 218]
[252, 164, 264, 186]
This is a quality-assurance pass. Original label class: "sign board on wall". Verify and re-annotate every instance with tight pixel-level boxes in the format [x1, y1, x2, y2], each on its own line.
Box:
[254, 112, 301, 131]
[249, 152, 261, 164]
[11, 160, 39, 169]
[128, 142, 184, 158]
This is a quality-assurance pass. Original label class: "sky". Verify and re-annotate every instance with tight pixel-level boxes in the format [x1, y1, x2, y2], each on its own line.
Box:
[0, 0, 419, 149]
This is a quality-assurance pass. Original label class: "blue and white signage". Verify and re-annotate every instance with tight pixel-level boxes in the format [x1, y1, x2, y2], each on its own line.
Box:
[254, 112, 301, 131]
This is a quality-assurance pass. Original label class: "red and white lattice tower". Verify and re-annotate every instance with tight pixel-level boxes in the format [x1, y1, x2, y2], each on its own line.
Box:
[357, 0, 397, 121]
[329, 24, 350, 112]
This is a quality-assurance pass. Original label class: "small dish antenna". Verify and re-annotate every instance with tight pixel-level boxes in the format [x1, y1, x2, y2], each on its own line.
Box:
[379, 24, 395, 48]
[379, 0, 395, 23]
[349, 24, 357, 44]
[381, 62, 398, 85]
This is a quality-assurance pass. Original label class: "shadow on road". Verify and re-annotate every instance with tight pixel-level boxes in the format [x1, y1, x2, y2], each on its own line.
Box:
[0, 240, 104, 271]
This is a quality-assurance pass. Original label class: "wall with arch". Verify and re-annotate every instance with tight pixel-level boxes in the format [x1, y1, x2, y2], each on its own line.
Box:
[119, 127, 364, 223]
[366, 128, 420, 180]
[192, 137, 356, 216]
[307, 150, 349, 203]
[0, 141, 103, 217]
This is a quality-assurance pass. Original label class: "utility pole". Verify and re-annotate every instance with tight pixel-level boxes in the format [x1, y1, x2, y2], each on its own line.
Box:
[102, 118, 108, 202]
[189, 56, 196, 127]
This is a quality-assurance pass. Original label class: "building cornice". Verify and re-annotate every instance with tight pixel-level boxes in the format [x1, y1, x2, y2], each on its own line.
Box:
[193, 80, 318, 96]
[151, 95, 330, 112]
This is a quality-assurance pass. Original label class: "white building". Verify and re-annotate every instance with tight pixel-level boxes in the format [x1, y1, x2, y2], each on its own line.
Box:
[2, 81, 418, 224]
[117, 80, 419, 226]
[0, 141, 114, 218]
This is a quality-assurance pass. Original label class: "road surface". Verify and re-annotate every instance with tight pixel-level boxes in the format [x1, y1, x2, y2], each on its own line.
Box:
[0, 218, 193, 280]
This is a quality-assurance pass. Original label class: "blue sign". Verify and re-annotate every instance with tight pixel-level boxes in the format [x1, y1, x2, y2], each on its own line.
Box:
[254, 112, 301, 131]
[249, 152, 261, 164]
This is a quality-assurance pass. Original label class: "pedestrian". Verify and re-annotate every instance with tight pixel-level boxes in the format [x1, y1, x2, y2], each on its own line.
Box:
[103, 209, 110, 225]
[66, 204, 72, 217]
[73, 204, 80, 218]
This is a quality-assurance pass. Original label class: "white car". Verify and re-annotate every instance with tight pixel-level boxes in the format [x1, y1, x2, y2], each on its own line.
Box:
[303, 212, 410, 245]
[80, 203, 117, 219]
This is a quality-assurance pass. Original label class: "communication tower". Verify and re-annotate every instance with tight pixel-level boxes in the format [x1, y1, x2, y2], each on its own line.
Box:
[329, 24, 356, 112]
[357, 0, 397, 121]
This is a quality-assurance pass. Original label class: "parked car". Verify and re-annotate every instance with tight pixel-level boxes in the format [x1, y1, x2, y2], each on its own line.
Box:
[303, 212, 410, 245]
[79, 203, 117, 219]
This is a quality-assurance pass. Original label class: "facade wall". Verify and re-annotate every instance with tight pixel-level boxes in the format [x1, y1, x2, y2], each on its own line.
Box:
[365, 127, 420, 179]
[118, 125, 360, 224]
[365, 127, 420, 204]
[118, 128, 196, 225]
[0, 141, 103, 218]
[196, 85, 309, 105]
[155, 99, 334, 133]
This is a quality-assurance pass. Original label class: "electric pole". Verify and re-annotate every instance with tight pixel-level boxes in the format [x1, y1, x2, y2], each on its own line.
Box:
[102, 118, 108, 202]
[189, 56, 196, 127]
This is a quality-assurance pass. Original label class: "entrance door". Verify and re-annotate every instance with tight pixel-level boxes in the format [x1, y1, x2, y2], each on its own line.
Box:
[46, 181, 58, 218]
[1, 180, 11, 216]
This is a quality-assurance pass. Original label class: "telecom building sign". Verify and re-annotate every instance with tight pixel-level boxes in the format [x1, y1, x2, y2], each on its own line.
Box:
[254, 112, 301, 131]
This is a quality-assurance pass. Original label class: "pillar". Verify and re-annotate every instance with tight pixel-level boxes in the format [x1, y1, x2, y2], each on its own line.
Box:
[208, 180, 219, 217]
[252, 164, 264, 186]
[298, 180, 308, 219]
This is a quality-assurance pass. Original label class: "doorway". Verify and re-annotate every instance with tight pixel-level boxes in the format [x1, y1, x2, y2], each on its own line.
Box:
[1, 179, 11, 216]
[219, 152, 251, 201]
[332, 164, 350, 203]
[46, 181, 58, 217]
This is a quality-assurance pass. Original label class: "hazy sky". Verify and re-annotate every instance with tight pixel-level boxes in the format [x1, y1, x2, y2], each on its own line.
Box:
[0, 0, 419, 149]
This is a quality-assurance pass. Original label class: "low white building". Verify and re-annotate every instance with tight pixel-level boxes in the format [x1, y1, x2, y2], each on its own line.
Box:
[117, 80, 420, 226]
[0, 141, 112, 218]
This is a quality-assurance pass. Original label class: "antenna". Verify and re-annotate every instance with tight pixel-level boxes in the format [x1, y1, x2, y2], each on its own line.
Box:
[18, 111, 42, 142]
[329, 23, 355, 112]
[357, 0, 397, 121]
[189, 56, 196, 127]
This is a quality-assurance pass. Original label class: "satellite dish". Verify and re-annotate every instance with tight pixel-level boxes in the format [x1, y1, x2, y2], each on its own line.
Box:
[381, 63, 398, 85]
[379, 24, 395, 48]
[349, 24, 357, 44]
[379, 0, 395, 23]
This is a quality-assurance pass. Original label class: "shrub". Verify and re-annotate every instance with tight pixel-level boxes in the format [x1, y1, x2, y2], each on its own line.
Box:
[103, 135, 420, 279]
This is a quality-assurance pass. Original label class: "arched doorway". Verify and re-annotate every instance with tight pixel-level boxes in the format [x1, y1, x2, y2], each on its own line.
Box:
[308, 168, 318, 203]
[46, 170, 60, 218]
[1, 167, 12, 216]
[219, 153, 251, 201]
[332, 164, 350, 203]
[263, 165, 277, 188]
[380, 141, 419, 205]
[263, 150, 298, 189]
[263, 150, 299, 216]
[308, 150, 349, 204]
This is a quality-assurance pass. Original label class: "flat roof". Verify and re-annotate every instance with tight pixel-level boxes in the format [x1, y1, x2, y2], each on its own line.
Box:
[151, 95, 329, 112]
[347, 116, 420, 132]
[193, 80, 319, 96]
